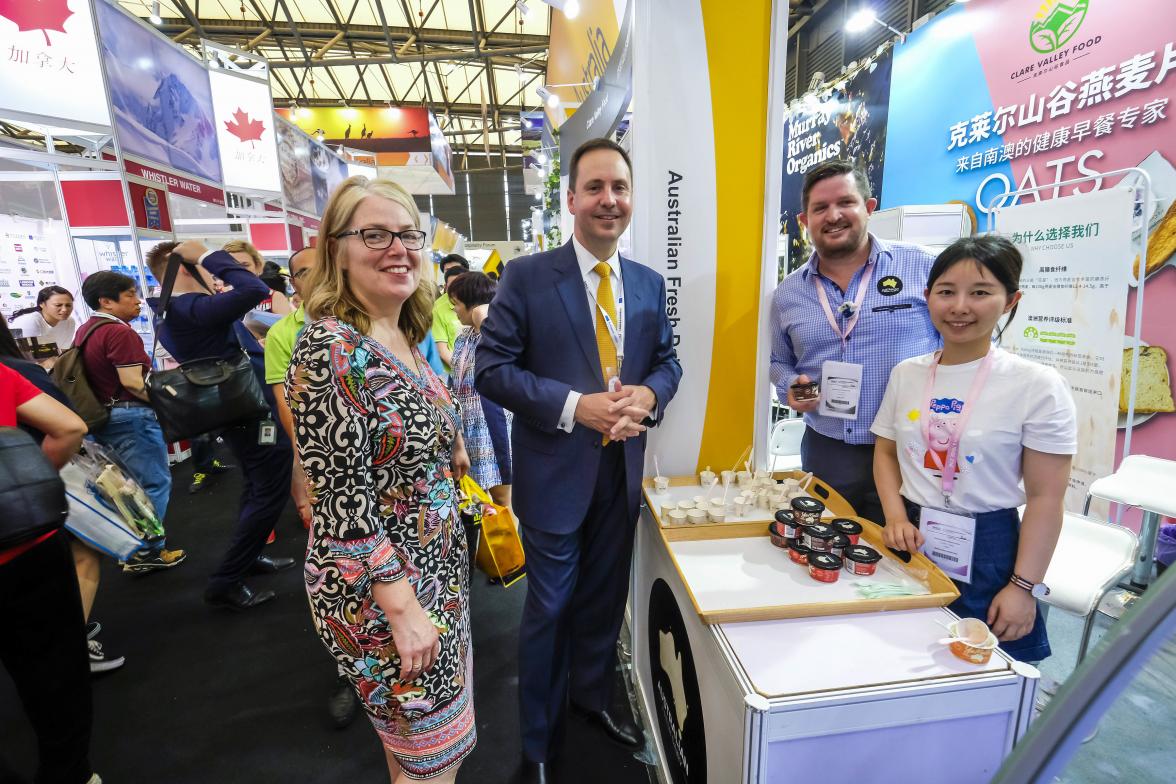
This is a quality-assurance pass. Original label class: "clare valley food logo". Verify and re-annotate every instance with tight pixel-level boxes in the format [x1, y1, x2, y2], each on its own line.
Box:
[1029, 0, 1089, 55]
[648, 579, 705, 784]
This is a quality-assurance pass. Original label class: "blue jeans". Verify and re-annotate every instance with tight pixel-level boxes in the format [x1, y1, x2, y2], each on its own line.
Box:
[91, 406, 173, 526]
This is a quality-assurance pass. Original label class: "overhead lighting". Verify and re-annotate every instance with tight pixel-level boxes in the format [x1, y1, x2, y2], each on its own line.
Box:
[515, 0, 529, 16]
[149, 1, 162, 25]
[387, 104, 402, 118]
[315, 129, 326, 142]
[535, 151, 548, 165]
[564, 0, 581, 18]
[536, 86, 560, 109]
[846, 8, 878, 32]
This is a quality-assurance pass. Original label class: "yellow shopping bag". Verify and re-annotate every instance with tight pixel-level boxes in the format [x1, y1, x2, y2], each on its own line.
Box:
[459, 475, 526, 587]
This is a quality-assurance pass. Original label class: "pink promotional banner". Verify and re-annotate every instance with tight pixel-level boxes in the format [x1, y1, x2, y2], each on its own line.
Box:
[883, 0, 1176, 513]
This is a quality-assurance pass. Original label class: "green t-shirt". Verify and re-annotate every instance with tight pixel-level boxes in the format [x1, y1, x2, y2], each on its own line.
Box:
[432, 293, 461, 353]
[264, 305, 306, 385]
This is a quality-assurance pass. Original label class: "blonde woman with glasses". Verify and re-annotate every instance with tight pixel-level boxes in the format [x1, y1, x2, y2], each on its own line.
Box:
[286, 176, 474, 783]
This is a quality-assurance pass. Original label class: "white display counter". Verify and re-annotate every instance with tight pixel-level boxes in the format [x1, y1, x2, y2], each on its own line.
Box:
[631, 505, 1040, 784]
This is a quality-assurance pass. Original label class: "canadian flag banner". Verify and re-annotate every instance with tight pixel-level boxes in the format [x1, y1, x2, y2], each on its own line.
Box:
[0, 0, 109, 129]
[209, 68, 281, 193]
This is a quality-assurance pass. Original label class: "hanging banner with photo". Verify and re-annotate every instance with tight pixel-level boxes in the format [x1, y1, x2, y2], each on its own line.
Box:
[309, 137, 350, 216]
[209, 69, 281, 194]
[275, 116, 315, 216]
[780, 50, 893, 272]
[94, 0, 222, 183]
[0, 0, 109, 130]
[995, 187, 1133, 510]
[882, 0, 1176, 512]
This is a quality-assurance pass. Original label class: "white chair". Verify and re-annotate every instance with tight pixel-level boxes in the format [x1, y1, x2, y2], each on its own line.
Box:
[1042, 511, 1138, 664]
[1086, 455, 1176, 588]
[769, 418, 805, 471]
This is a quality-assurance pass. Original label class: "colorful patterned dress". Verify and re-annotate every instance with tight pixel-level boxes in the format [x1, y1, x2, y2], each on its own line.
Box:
[287, 318, 475, 778]
[450, 327, 512, 490]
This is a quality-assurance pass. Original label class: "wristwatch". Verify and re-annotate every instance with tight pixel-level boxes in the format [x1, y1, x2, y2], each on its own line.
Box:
[1010, 573, 1050, 599]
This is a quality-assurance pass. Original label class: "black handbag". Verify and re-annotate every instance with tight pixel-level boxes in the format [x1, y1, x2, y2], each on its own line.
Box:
[145, 253, 269, 443]
[0, 426, 69, 550]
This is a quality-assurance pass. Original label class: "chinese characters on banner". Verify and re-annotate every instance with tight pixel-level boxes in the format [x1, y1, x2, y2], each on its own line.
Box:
[208, 69, 282, 194]
[998, 187, 1133, 511]
[0, 0, 109, 128]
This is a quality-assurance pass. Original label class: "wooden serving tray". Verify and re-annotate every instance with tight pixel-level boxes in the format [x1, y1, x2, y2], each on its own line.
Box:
[642, 471, 857, 529]
[657, 515, 961, 624]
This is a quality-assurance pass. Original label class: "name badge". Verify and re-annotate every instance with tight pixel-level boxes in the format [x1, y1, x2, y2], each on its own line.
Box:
[258, 420, 277, 446]
[919, 506, 976, 584]
[818, 360, 863, 420]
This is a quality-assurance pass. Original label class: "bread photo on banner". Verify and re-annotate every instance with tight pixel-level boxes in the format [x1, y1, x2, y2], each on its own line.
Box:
[1120, 346, 1176, 415]
[1133, 198, 1176, 280]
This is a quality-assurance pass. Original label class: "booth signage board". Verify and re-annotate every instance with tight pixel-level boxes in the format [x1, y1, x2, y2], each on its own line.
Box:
[556, 0, 633, 165]
[95, 0, 222, 184]
[647, 578, 707, 784]
[275, 116, 315, 216]
[122, 157, 225, 206]
[881, 0, 1176, 520]
[277, 106, 431, 151]
[0, 211, 76, 318]
[127, 181, 171, 232]
[208, 69, 281, 194]
[779, 51, 893, 272]
[997, 187, 1133, 511]
[545, 0, 620, 127]
[427, 111, 455, 194]
[0, 0, 109, 130]
[309, 137, 349, 216]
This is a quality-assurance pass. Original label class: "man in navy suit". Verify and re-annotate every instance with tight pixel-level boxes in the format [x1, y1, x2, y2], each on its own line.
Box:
[477, 138, 681, 783]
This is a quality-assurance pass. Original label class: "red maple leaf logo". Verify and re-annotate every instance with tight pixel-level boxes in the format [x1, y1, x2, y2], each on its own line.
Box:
[224, 108, 266, 147]
[0, 0, 73, 46]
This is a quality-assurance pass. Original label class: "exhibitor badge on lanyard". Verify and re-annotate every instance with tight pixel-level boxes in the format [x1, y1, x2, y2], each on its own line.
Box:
[917, 348, 997, 584]
[587, 281, 625, 392]
[814, 262, 874, 420]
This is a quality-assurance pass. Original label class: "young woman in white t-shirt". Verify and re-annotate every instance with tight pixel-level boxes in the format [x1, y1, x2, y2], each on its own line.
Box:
[8, 285, 77, 351]
[871, 235, 1076, 662]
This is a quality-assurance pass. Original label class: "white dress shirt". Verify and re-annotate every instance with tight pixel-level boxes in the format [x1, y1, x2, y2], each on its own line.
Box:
[557, 236, 625, 433]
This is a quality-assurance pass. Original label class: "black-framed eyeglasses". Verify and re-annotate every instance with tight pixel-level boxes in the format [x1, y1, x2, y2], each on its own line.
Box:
[291, 267, 311, 279]
[334, 227, 427, 251]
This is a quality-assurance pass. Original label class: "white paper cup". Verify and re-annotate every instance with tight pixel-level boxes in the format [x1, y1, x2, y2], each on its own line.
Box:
[667, 509, 688, 524]
[678, 500, 695, 510]
[687, 509, 709, 525]
[653, 476, 671, 493]
[720, 470, 736, 486]
[661, 504, 677, 518]
[708, 509, 727, 523]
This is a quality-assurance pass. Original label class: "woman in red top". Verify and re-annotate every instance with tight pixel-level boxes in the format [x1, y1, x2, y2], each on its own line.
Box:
[0, 364, 100, 784]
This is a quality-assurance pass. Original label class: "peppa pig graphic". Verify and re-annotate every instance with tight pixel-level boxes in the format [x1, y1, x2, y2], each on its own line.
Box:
[924, 397, 968, 477]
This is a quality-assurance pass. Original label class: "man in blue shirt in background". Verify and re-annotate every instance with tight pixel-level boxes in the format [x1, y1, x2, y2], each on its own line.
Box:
[770, 160, 939, 523]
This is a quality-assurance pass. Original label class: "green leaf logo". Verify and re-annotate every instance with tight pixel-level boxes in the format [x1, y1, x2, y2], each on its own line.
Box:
[1023, 326, 1039, 340]
[1029, 0, 1089, 54]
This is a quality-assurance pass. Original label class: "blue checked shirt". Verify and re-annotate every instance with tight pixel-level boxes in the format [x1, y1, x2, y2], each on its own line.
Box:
[770, 235, 940, 445]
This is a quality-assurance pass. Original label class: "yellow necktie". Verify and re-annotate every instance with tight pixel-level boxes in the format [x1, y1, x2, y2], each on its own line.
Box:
[593, 261, 618, 386]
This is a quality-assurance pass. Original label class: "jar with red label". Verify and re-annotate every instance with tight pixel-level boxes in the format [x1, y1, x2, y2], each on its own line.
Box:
[791, 496, 825, 527]
[808, 552, 843, 583]
[774, 509, 802, 539]
[830, 533, 851, 558]
[830, 518, 863, 544]
[768, 521, 790, 549]
[843, 545, 882, 576]
[787, 539, 810, 566]
[803, 523, 836, 552]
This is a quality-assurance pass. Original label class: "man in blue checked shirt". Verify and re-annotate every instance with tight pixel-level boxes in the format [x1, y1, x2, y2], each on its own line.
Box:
[770, 160, 939, 523]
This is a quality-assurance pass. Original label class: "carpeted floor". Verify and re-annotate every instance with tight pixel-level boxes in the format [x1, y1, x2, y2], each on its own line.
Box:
[0, 456, 655, 784]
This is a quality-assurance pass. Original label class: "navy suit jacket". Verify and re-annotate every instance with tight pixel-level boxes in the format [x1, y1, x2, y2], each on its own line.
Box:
[475, 241, 682, 534]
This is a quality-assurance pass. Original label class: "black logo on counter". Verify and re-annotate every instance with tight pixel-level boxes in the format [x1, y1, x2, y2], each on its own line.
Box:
[648, 578, 706, 784]
[877, 275, 903, 296]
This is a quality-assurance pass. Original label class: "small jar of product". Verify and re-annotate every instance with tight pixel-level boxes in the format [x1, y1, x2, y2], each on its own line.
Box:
[736, 470, 753, 487]
[733, 496, 750, 516]
[807, 552, 843, 583]
[829, 533, 851, 558]
[830, 518, 863, 544]
[667, 509, 688, 524]
[787, 539, 810, 566]
[768, 523, 790, 548]
[843, 544, 882, 576]
[699, 467, 717, 487]
[721, 469, 736, 486]
[803, 523, 836, 553]
[653, 475, 671, 493]
[693, 495, 707, 506]
[678, 500, 696, 511]
[791, 496, 825, 527]
[687, 508, 709, 525]
[661, 503, 677, 518]
[773, 509, 802, 539]
[708, 508, 727, 523]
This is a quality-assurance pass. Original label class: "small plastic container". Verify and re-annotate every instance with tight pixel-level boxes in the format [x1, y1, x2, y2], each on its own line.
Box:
[678, 500, 696, 511]
[843, 544, 882, 576]
[660, 504, 677, 518]
[791, 380, 819, 401]
[653, 475, 671, 493]
[773, 509, 802, 539]
[693, 495, 707, 506]
[687, 508, 709, 525]
[803, 523, 836, 553]
[667, 509, 688, 524]
[708, 508, 727, 523]
[721, 470, 736, 486]
[808, 552, 843, 583]
[787, 539, 810, 566]
[830, 518, 863, 544]
[946, 619, 999, 665]
[829, 533, 851, 558]
[791, 496, 826, 527]
[768, 524, 790, 548]
[736, 470, 753, 486]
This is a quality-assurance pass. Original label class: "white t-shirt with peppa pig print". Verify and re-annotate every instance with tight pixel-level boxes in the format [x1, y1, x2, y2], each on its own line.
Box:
[871, 348, 1077, 514]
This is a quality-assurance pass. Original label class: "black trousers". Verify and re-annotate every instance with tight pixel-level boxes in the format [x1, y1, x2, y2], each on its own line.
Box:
[800, 426, 885, 524]
[0, 534, 93, 784]
[207, 421, 293, 594]
[517, 442, 634, 762]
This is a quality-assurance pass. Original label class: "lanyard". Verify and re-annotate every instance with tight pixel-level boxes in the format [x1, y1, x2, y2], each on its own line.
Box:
[921, 348, 997, 502]
[813, 260, 876, 350]
[585, 279, 625, 363]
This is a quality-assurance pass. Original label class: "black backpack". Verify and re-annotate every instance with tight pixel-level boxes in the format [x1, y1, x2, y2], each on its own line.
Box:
[51, 320, 119, 431]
